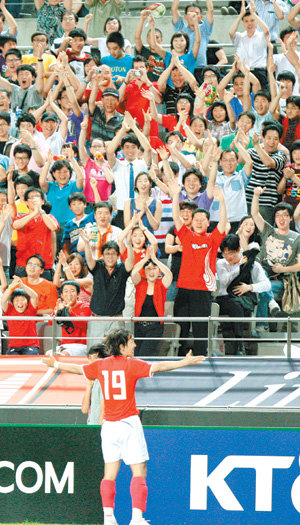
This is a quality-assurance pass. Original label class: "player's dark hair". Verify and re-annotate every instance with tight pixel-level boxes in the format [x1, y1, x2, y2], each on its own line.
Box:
[220, 234, 240, 253]
[88, 343, 108, 359]
[133, 55, 147, 66]
[192, 207, 210, 220]
[26, 254, 45, 269]
[144, 259, 158, 269]
[104, 328, 132, 356]
[238, 215, 262, 245]
[277, 70, 296, 86]
[0, 34, 17, 48]
[261, 119, 283, 137]
[134, 171, 153, 194]
[232, 71, 245, 82]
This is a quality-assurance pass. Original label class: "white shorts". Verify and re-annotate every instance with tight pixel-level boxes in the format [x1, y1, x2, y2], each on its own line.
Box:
[101, 415, 149, 465]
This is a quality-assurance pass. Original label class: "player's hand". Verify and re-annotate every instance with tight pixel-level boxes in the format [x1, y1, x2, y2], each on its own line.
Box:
[42, 355, 56, 368]
[184, 349, 206, 365]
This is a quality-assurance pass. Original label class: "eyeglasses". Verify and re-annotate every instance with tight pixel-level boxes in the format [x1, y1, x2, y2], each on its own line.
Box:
[27, 262, 42, 268]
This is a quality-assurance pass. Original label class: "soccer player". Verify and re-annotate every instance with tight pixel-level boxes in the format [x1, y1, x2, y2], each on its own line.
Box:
[43, 328, 205, 525]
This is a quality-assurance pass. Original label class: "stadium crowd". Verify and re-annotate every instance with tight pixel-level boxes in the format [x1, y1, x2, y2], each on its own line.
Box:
[0, 0, 300, 357]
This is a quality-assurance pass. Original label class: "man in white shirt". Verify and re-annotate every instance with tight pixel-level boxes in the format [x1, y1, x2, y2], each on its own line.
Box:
[229, 0, 270, 89]
[106, 111, 152, 228]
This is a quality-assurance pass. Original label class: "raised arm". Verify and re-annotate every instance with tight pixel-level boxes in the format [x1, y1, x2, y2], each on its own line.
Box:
[234, 134, 253, 177]
[252, 132, 276, 168]
[229, 0, 246, 41]
[171, 0, 180, 25]
[251, 186, 266, 233]
[287, 1, 300, 29]
[135, 10, 148, 52]
[168, 175, 184, 231]
[0, 0, 17, 35]
[78, 117, 89, 166]
[151, 250, 173, 288]
[39, 151, 52, 193]
[42, 353, 84, 374]
[106, 119, 131, 168]
[151, 349, 205, 374]
[79, 229, 96, 271]
[213, 186, 227, 234]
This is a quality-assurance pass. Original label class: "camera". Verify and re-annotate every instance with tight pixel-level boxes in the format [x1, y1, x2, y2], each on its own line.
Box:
[134, 70, 142, 77]
[95, 66, 103, 74]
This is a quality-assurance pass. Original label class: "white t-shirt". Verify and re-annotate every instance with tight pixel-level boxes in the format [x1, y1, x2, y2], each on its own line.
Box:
[234, 29, 267, 68]
[112, 158, 148, 210]
[274, 52, 300, 95]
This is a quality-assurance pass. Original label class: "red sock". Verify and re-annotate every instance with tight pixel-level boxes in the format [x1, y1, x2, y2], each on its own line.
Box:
[130, 476, 148, 513]
[100, 479, 116, 508]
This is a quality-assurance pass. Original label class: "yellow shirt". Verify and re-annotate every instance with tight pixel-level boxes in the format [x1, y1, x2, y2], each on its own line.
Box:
[11, 200, 29, 243]
[22, 53, 56, 74]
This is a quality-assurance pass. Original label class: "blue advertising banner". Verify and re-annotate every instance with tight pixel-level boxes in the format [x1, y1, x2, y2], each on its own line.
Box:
[116, 428, 300, 525]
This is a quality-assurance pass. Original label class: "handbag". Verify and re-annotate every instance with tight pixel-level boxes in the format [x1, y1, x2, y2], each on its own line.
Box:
[282, 274, 300, 314]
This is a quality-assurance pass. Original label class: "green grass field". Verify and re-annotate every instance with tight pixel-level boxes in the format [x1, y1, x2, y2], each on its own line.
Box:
[0, 523, 101, 525]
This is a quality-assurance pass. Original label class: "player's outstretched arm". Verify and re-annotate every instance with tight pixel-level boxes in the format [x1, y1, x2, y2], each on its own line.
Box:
[151, 350, 205, 374]
[42, 355, 84, 375]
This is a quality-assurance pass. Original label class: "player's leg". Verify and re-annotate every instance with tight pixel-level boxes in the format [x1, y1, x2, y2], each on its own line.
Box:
[129, 462, 148, 525]
[101, 461, 121, 525]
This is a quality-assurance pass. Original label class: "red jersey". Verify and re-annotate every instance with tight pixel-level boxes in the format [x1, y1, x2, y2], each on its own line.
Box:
[6, 302, 39, 348]
[82, 355, 152, 421]
[176, 223, 225, 291]
[13, 214, 59, 269]
[60, 302, 91, 345]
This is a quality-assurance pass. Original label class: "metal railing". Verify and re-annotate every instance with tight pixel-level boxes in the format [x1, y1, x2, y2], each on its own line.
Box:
[0, 314, 299, 358]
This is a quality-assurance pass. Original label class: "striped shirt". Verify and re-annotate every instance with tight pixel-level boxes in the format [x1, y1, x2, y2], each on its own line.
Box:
[152, 187, 173, 245]
[245, 148, 286, 207]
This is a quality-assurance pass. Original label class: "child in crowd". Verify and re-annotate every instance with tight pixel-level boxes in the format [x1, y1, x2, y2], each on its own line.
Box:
[2, 275, 39, 355]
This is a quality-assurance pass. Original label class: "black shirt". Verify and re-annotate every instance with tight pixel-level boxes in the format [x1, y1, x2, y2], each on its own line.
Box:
[163, 84, 195, 115]
[89, 260, 130, 316]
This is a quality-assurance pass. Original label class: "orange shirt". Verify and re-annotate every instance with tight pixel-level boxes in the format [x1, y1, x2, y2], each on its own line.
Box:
[21, 277, 58, 313]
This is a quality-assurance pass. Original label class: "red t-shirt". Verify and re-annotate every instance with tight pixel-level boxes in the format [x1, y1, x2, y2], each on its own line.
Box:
[161, 114, 190, 136]
[82, 355, 152, 421]
[176, 223, 225, 291]
[60, 301, 92, 345]
[123, 80, 159, 136]
[12, 214, 59, 269]
[6, 302, 39, 348]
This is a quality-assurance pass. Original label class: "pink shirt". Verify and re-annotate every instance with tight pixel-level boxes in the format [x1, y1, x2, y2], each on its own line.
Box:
[84, 158, 112, 202]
